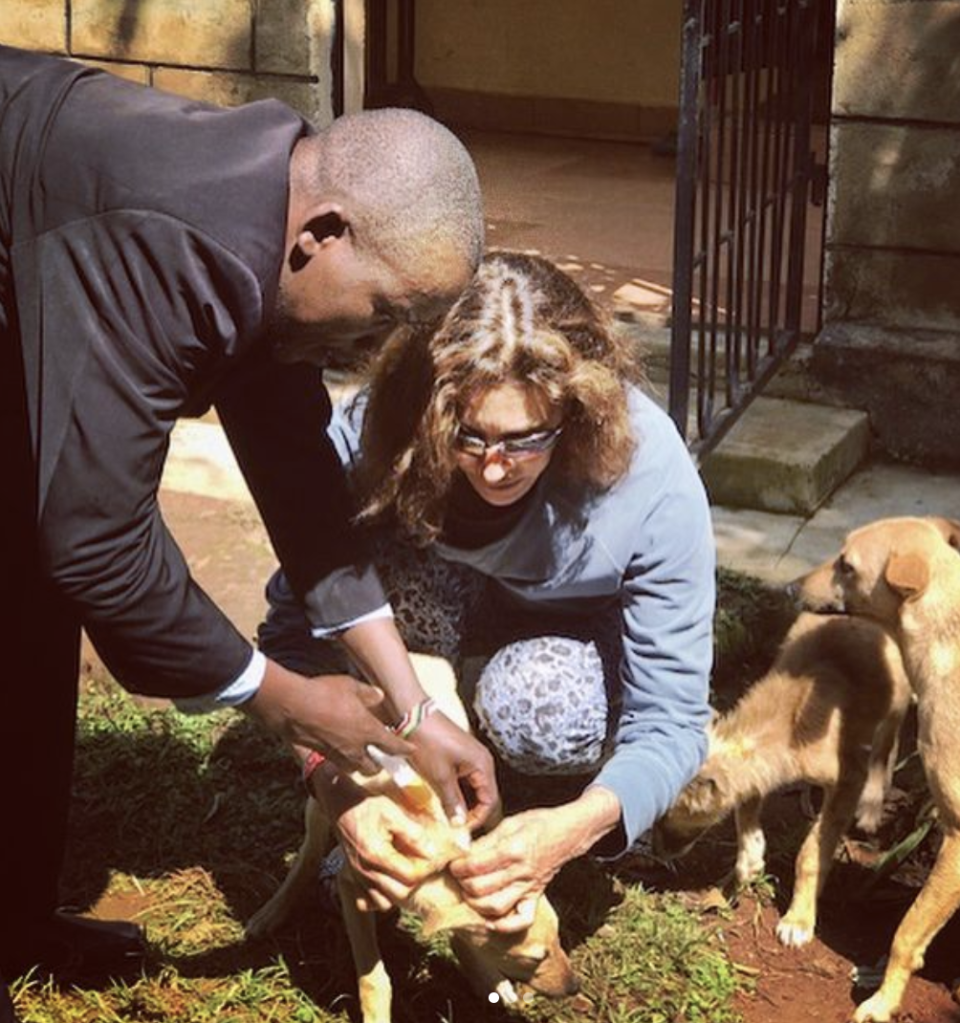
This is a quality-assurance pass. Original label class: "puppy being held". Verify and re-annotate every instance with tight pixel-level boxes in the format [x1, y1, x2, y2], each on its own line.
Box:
[793, 515, 960, 1023]
[653, 611, 910, 949]
[247, 654, 578, 1023]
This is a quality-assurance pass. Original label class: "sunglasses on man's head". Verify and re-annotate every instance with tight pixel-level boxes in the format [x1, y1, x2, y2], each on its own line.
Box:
[454, 425, 563, 460]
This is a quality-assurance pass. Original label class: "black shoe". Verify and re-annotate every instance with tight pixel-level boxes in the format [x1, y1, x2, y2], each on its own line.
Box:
[0, 911, 146, 987]
[0, 975, 20, 1023]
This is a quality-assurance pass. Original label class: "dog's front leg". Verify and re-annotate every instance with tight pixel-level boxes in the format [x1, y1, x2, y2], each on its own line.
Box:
[339, 872, 392, 1023]
[247, 796, 334, 938]
[450, 933, 519, 1007]
[852, 831, 960, 1022]
[733, 796, 766, 883]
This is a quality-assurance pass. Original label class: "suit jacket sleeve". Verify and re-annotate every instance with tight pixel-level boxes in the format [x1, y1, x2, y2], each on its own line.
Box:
[33, 213, 267, 699]
[214, 353, 387, 632]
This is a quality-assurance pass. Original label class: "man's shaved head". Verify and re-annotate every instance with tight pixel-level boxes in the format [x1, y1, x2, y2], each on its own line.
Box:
[297, 107, 484, 274]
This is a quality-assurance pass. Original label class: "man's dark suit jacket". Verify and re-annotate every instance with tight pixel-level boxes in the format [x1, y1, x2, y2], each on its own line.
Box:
[0, 46, 385, 699]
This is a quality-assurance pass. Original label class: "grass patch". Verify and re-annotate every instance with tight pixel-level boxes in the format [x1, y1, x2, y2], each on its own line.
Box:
[11, 576, 788, 1023]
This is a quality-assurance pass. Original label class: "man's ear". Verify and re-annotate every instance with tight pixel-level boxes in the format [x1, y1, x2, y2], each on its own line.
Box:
[293, 202, 349, 260]
[885, 551, 930, 599]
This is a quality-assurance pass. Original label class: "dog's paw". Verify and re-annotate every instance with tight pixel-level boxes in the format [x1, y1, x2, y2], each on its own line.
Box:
[851, 991, 895, 1023]
[775, 916, 814, 948]
[854, 793, 885, 834]
[734, 833, 766, 883]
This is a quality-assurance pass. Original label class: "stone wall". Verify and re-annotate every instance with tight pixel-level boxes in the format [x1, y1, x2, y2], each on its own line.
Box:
[826, 0, 960, 333]
[813, 0, 960, 468]
[0, 0, 354, 126]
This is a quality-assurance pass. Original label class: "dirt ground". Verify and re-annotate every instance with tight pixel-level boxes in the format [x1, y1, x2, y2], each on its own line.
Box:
[618, 783, 960, 1023]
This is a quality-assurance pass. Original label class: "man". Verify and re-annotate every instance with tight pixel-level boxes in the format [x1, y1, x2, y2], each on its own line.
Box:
[0, 44, 496, 1008]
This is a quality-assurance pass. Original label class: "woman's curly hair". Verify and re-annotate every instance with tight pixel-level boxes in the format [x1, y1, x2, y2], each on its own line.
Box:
[355, 250, 645, 543]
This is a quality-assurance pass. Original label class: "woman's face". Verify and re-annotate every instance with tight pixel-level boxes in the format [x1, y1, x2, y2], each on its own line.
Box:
[454, 381, 563, 507]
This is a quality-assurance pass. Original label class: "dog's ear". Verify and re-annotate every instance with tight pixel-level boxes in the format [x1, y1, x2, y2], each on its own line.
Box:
[418, 899, 487, 938]
[928, 516, 960, 553]
[678, 774, 722, 816]
[885, 551, 930, 599]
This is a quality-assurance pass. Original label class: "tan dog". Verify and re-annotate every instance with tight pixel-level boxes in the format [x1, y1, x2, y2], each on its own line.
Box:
[247, 654, 578, 1022]
[652, 612, 911, 949]
[794, 515, 960, 1022]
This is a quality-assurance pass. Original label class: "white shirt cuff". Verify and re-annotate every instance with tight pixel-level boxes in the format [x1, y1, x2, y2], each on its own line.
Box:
[309, 602, 394, 638]
[174, 649, 267, 714]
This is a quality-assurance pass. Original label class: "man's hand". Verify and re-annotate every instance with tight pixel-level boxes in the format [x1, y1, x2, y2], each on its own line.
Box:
[409, 711, 498, 830]
[243, 658, 412, 774]
[312, 767, 446, 912]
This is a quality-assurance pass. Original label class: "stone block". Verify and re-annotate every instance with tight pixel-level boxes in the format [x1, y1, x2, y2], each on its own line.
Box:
[829, 122, 960, 252]
[255, 0, 332, 76]
[834, 0, 960, 125]
[72, 0, 252, 70]
[80, 59, 151, 85]
[811, 322, 960, 469]
[700, 397, 870, 515]
[153, 67, 329, 124]
[0, 0, 66, 52]
[824, 246, 960, 334]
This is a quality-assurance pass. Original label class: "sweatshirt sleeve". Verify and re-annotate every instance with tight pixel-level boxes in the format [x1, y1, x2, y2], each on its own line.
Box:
[589, 426, 716, 855]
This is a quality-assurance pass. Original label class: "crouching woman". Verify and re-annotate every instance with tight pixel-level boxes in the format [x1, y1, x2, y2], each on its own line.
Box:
[261, 251, 716, 927]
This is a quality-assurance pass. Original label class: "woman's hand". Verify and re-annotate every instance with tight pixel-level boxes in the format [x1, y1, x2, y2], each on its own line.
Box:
[311, 766, 448, 912]
[409, 711, 499, 830]
[243, 658, 412, 775]
[449, 788, 622, 932]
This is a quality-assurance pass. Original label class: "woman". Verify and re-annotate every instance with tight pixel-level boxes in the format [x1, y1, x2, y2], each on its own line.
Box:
[260, 251, 716, 927]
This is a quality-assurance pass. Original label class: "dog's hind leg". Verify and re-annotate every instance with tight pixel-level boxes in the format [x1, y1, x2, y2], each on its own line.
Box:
[856, 705, 907, 834]
[734, 796, 766, 883]
[339, 872, 393, 1023]
[777, 774, 864, 948]
[246, 796, 335, 938]
[852, 831, 960, 1023]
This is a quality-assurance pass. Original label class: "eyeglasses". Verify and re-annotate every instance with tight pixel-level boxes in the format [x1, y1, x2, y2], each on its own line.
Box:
[454, 425, 563, 460]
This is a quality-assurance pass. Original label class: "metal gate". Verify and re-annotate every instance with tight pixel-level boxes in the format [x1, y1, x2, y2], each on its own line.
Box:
[669, 0, 834, 460]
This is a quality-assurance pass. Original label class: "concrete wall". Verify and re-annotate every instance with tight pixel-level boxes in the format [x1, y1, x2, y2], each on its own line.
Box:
[0, 0, 345, 126]
[414, 0, 682, 142]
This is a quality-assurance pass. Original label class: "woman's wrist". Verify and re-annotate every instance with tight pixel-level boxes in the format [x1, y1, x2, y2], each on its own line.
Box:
[556, 786, 623, 860]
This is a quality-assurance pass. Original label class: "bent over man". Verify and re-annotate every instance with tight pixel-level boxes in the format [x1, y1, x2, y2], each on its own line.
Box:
[0, 44, 494, 1007]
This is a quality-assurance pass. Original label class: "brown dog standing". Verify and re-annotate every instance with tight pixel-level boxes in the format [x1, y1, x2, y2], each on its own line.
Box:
[653, 612, 910, 949]
[794, 515, 960, 1023]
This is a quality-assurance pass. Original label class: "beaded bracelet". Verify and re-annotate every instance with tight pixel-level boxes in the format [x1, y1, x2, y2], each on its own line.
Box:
[301, 749, 327, 788]
[394, 697, 438, 739]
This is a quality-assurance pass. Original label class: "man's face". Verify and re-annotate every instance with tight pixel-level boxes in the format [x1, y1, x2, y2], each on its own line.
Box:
[271, 238, 470, 368]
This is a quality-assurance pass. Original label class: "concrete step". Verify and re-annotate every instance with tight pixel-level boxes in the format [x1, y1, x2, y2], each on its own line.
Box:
[698, 397, 870, 515]
[614, 320, 871, 515]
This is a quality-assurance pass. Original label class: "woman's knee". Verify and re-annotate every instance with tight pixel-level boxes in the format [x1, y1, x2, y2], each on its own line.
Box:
[472, 636, 611, 775]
